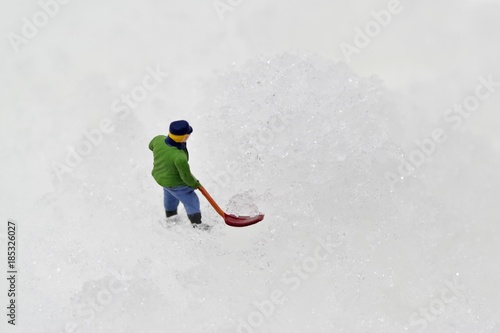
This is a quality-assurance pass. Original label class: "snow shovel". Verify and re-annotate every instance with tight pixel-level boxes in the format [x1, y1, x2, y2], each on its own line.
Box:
[198, 186, 265, 227]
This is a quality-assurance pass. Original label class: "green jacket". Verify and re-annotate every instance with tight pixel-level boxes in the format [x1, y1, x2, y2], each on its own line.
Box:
[149, 135, 200, 188]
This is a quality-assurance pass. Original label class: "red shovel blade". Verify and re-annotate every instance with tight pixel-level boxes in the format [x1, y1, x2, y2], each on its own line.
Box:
[198, 186, 265, 227]
[224, 213, 265, 227]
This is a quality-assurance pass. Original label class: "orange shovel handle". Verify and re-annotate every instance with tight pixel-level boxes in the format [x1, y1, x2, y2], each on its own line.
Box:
[198, 186, 226, 218]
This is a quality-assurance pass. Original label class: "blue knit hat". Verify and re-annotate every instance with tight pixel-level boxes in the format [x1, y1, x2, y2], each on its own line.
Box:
[169, 120, 193, 135]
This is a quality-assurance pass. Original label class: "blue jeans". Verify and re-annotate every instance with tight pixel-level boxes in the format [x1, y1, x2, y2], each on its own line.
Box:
[163, 186, 200, 215]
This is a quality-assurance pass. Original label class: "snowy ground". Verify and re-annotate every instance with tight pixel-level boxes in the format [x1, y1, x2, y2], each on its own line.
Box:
[1, 1, 500, 332]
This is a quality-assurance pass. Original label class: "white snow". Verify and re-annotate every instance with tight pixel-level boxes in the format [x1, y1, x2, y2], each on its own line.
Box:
[1, 1, 499, 333]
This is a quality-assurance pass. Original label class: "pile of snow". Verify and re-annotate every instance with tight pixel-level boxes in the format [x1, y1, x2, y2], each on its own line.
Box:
[15, 52, 500, 333]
